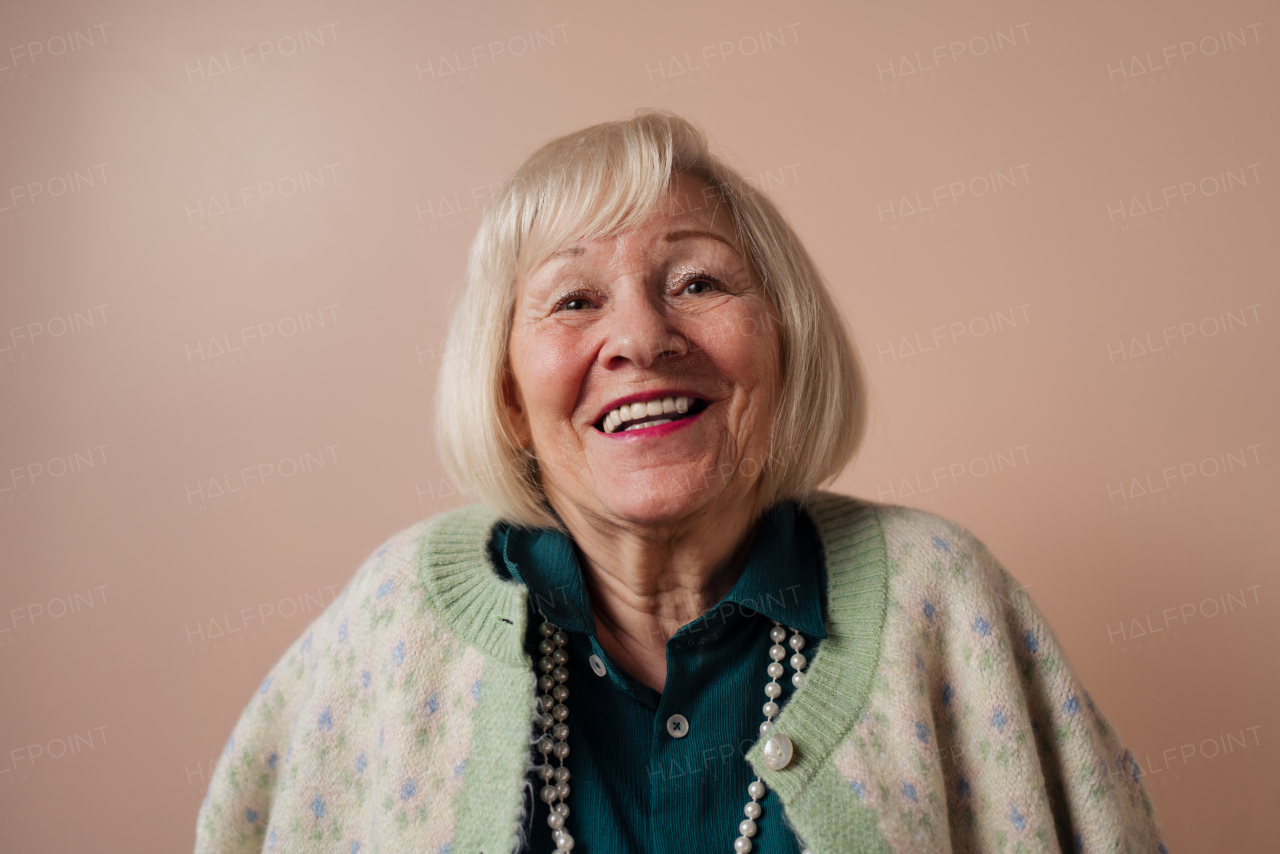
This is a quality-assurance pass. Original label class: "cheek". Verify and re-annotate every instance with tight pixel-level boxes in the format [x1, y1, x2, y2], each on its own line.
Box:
[697, 308, 781, 391]
[511, 328, 592, 426]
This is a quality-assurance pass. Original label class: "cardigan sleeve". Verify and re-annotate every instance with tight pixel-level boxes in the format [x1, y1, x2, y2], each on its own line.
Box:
[853, 503, 1170, 852]
[191, 509, 517, 854]
[192, 616, 326, 853]
[983, 545, 1167, 853]
[191, 531, 379, 854]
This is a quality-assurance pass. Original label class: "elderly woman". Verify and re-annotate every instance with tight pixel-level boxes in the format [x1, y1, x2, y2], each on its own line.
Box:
[195, 112, 1165, 854]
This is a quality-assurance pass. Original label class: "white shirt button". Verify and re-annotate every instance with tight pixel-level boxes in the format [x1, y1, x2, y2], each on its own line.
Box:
[666, 714, 690, 738]
[588, 654, 607, 677]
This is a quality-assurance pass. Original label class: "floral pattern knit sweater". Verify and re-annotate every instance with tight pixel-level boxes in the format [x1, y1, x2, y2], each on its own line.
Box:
[193, 493, 1166, 853]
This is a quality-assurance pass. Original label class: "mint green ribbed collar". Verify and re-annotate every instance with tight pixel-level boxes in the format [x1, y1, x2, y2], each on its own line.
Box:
[416, 492, 889, 791]
[745, 494, 889, 802]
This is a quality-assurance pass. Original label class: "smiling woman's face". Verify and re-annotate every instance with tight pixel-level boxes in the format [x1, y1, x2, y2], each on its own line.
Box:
[506, 173, 782, 528]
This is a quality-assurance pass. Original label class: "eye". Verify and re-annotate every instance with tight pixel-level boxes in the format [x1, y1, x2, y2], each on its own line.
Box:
[553, 291, 596, 312]
[680, 276, 720, 295]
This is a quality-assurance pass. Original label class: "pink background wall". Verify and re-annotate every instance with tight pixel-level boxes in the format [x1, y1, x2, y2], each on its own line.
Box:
[0, 0, 1275, 850]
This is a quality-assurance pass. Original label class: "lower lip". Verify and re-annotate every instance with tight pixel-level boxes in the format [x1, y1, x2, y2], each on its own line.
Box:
[598, 406, 706, 440]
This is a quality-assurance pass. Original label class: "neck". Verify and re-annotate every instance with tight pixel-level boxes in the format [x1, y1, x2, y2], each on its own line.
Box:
[551, 494, 762, 694]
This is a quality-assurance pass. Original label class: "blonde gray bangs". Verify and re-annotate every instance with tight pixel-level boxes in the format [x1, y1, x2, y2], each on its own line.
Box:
[507, 115, 726, 284]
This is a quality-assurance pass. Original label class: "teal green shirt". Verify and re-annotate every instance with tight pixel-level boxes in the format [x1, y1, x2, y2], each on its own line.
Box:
[489, 501, 828, 854]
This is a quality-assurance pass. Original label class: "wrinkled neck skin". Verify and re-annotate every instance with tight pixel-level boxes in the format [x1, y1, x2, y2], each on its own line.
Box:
[549, 490, 763, 694]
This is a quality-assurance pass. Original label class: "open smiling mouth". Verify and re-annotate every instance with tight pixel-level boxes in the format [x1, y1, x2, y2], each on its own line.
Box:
[594, 396, 710, 434]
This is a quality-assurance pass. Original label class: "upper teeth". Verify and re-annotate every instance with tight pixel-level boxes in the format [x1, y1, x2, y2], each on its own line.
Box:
[602, 396, 692, 434]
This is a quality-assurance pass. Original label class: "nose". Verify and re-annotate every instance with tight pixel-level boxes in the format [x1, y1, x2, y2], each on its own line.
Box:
[597, 287, 688, 369]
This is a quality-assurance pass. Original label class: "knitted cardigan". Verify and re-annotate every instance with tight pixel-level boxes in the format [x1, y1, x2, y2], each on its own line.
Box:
[193, 493, 1165, 853]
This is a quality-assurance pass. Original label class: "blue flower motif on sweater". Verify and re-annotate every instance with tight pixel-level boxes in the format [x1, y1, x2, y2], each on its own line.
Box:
[1064, 696, 1080, 715]
[941, 683, 953, 707]
[259, 676, 273, 695]
[915, 721, 930, 743]
[1009, 804, 1026, 831]
[902, 781, 918, 802]
[1023, 630, 1039, 653]
[392, 640, 405, 666]
[426, 692, 439, 715]
[318, 707, 333, 732]
[361, 670, 371, 687]
[972, 616, 991, 636]
[268, 752, 278, 770]
[377, 579, 394, 599]
[401, 779, 417, 800]
[356, 752, 367, 773]
[311, 795, 326, 818]
[850, 780, 866, 799]
[339, 619, 348, 642]
[350, 843, 361, 854]
[245, 808, 258, 823]
[922, 600, 936, 622]
[991, 708, 1008, 733]
[932, 535, 951, 553]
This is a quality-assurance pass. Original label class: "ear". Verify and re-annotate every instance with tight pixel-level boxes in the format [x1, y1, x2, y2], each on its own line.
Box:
[502, 369, 532, 449]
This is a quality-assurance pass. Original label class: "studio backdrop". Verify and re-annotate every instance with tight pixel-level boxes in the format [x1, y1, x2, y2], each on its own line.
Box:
[0, 0, 1275, 851]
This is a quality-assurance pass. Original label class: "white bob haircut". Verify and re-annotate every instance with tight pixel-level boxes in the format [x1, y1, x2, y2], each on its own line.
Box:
[434, 109, 868, 529]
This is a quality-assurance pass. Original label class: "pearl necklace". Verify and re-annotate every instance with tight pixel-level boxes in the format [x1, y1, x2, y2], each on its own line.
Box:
[533, 618, 807, 853]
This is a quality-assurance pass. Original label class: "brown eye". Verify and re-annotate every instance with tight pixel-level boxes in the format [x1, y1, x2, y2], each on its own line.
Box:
[554, 290, 596, 311]
[682, 278, 718, 295]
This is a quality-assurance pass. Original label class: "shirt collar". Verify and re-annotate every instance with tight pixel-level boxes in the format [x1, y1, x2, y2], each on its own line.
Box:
[500, 520, 596, 634]
[498, 500, 826, 640]
[708, 500, 827, 639]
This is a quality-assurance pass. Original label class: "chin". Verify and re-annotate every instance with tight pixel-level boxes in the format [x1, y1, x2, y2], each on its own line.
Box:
[594, 473, 726, 526]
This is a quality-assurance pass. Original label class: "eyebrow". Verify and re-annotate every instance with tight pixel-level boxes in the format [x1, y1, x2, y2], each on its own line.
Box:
[664, 229, 739, 253]
[546, 244, 586, 261]
[544, 229, 739, 262]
